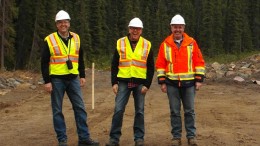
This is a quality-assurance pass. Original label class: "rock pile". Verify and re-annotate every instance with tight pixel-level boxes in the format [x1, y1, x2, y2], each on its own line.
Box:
[205, 53, 260, 85]
[0, 72, 43, 95]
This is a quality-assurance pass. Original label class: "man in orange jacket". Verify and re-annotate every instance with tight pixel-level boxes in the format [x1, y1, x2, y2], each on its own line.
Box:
[155, 14, 205, 146]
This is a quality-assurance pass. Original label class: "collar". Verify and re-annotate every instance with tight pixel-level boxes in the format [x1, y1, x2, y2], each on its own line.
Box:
[57, 31, 73, 40]
[174, 37, 183, 44]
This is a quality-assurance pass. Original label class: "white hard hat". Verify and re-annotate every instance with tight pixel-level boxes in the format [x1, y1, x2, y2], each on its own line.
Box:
[55, 10, 71, 22]
[128, 17, 143, 28]
[170, 14, 185, 25]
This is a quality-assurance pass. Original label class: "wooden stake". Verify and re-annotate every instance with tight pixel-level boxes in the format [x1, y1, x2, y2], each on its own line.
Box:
[92, 62, 95, 110]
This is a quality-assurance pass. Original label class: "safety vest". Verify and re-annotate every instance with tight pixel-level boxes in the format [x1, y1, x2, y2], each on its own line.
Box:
[156, 33, 205, 81]
[45, 32, 80, 75]
[117, 36, 151, 79]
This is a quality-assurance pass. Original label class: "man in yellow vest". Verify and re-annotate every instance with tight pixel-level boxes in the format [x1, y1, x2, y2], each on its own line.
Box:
[41, 10, 99, 146]
[106, 17, 154, 146]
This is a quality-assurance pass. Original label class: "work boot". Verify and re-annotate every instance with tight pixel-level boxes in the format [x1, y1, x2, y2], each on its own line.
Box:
[78, 138, 99, 146]
[135, 139, 144, 146]
[171, 138, 181, 146]
[58, 139, 68, 146]
[105, 140, 119, 146]
[188, 138, 198, 146]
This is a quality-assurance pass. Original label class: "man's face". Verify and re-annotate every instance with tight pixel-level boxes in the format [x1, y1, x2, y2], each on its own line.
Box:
[171, 24, 185, 40]
[56, 20, 70, 34]
[128, 27, 142, 41]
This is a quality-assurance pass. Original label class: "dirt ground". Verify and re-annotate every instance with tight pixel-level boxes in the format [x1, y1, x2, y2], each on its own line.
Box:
[0, 70, 259, 146]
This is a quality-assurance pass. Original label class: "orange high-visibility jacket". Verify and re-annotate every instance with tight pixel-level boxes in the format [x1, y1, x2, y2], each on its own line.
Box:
[155, 33, 205, 86]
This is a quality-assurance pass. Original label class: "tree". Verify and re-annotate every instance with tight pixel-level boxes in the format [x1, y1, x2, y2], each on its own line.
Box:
[247, 0, 260, 50]
[0, 0, 17, 70]
[28, 0, 46, 71]
[240, 1, 253, 52]
[71, 0, 91, 66]
[15, 0, 35, 69]
[0, 0, 5, 71]
[224, 0, 243, 54]
[88, 0, 103, 61]
[197, 0, 215, 57]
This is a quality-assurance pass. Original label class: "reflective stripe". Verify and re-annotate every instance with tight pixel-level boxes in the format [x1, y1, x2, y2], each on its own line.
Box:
[119, 61, 131, 67]
[195, 67, 205, 74]
[165, 44, 173, 73]
[69, 56, 78, 62]
[187, 44, 193, 72]
[49, 34, 62, 56]
[71, 32, 80, 54]
[167, 73, 195, 80]
[165, 44, 171, 61]
[120, 38, 126, 59]
[142, 40, 149, 60]
[157, 70, 165, 75]
[132, 60, 146, 68]
[50, 57, 67, 63]
[50, 56, 78, 63]
[157, 70, 166, 77]
[118, 60, 146, 68]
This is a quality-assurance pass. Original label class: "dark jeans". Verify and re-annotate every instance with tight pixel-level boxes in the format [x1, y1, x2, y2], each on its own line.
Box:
[109, 81, 145, 142]
[51, 78, 90, 142]
[167, 85, 196, 138]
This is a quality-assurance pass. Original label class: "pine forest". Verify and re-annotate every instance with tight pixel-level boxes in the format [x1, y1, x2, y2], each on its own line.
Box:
[0, 0, 259, 70]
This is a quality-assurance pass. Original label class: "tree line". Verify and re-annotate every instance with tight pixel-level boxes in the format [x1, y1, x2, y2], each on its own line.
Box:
[0, 0, 259, 70]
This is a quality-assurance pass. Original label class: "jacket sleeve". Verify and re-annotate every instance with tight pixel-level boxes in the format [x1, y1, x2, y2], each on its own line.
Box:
[78, 48, 86, 78]
[155, 43, 167, 84]
[41, 41, 51, 84]
[144, 49, 154, 89]
[192, 41, 205, 82]
[111, 49, 119, 86]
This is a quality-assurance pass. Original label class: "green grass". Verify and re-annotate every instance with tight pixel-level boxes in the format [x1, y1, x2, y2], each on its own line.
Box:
[204, 51, 260, 64]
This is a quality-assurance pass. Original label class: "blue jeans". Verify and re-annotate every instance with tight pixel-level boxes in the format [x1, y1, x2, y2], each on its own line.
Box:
[51, 78, 90, 142]
[109, 81, 145, 142]
[166, 85, 196, 139]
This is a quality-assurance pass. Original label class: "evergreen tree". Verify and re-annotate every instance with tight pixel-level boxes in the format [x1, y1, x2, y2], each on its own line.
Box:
[240, 1, 253, 52]
[198, 0, 215, 57]
[247, 0, 260, 50]
[15, 0, 35, 69]
[88, 0, 103, 62]
[156, 0, 171, 39]
[71, 0, 91, 66]
[104, 0, 119, 55]
[1, 0, 259, 70]
[28, 0, 47, 70]
[179, 0, 195, 36]
[0, 0, 17, 70]
[224, 0, 243, 54]
[212, 0, 224, 54]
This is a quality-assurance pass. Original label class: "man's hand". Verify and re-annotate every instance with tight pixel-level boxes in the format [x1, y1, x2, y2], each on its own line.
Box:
[195, 82, 203, 90]
[141, 86, 148, 94]
[112, 84, 118, 94]
[44, 83, 52, 93]
[160, 83, 167, 93]
[80, 78, 86, 87]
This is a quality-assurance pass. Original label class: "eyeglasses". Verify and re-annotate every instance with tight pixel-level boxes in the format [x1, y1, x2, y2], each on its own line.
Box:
[56, 20, 70, 25]
[129, 27, 142, 31]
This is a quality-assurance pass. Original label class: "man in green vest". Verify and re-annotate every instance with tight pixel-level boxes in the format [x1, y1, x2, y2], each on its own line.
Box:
[106, 17, 155, 146]
[41, 10, 99, 146]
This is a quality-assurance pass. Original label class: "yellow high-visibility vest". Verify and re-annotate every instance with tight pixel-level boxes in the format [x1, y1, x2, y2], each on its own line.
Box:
[45, 32, 80, 75]
[117, 36, 151, 79]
